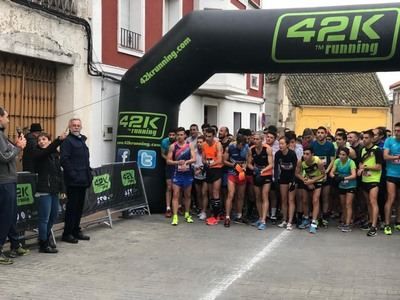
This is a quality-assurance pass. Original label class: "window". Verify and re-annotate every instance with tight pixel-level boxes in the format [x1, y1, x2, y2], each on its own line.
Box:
[234, 112, 242, 135]
[163, 0, 182, 34]
[118, 0, 145, 56]
[250, 113, 257, 131]
[204, 105, 218, 126]
[250, 74, 259, 90]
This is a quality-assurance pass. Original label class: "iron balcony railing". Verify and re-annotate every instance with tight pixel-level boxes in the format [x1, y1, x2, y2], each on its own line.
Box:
[120, 28, 142, 52]
[28, 0, 77, 15]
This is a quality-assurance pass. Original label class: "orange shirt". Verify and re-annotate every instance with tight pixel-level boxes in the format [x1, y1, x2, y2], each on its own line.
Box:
[203, 141, 223, 168]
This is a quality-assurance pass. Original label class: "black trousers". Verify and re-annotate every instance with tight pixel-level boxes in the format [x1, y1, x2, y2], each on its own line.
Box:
[63, 186, 87, 236]
[0, 183, 20, 249]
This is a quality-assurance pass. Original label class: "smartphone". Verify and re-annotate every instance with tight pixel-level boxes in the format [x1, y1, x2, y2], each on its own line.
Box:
[16, 127, 22, 138]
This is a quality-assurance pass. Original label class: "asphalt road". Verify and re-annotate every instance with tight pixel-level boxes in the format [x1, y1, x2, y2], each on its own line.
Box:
[1, 215, 400, 300]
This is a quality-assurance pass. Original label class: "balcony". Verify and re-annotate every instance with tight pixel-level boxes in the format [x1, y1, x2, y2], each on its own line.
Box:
[198, 73, 247, 96]
[120, 28, 142, 52]
[28, 0, 77, 15]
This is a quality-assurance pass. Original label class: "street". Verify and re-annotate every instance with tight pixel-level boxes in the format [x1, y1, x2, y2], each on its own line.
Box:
[1, 215, 400, 300]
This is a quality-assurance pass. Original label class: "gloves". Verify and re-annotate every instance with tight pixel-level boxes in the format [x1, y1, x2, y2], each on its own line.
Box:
[234, 163, 244, 174]
[334, 174, 345, 185]
[234, 163, 246, 181]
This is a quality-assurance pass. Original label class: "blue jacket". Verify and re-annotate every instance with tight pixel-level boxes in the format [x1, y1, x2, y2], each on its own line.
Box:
[60, 133, 92, 187]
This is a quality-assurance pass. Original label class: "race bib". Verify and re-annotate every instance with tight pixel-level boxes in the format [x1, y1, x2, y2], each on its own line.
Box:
[363, 170, 371, 177]
[178, 164, 189, 172]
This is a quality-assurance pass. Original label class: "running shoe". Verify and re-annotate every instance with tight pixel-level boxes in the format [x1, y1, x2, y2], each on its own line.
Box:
[298, 218, 310, 229]
[224, 218, 231, 228]
[233, 217, 245, 224]
[251, 219, 261, 227]
[185, 215, 194, 223]
[286, 223, 293, 231]
[257, 222, 266, 230]
[9, 246, 30, 258]
[367, 226, 377, 237]
[384, 225, 392, 235]
[0, 251, 13, 265]
[309, 222, 317, 234]
[198, 212, 207, 221]
[337, 222, 344, 230]
[360, 221, 371, 231]
[165, 209, 172, 218]
[270, 215, 277, 225]
[277, 221, 287, 228]
[395, 223, 400, 231]
[341, 225, 352, 232]
[321, 219, 329, 228]
[206, 216, 218, 226]
[171, 215, 178, 226]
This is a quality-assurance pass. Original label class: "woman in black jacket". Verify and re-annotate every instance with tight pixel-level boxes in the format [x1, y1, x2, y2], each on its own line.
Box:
[32, 132, 66, 253]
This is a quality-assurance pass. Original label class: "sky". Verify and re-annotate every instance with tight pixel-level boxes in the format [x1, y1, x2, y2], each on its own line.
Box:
[262, 0, 400, 96]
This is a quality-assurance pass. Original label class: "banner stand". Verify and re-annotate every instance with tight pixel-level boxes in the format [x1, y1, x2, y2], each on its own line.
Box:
[105, 208, 113, 228]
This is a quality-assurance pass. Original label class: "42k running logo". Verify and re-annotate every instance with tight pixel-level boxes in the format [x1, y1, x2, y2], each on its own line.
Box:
[118, 112, 167, 140]
[272, 8, 400, 63]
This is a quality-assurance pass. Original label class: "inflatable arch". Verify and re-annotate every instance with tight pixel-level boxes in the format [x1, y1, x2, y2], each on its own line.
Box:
[116, 3, 400, 211]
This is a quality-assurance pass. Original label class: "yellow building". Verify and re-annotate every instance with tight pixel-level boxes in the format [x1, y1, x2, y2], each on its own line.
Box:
[281, 73, 391, 135]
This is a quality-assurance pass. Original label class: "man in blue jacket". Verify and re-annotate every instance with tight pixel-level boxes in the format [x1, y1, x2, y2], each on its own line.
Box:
[61, 118, 93, 243]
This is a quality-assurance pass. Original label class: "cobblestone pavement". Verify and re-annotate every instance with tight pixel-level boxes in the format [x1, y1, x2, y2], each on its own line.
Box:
[1, 215, 400, 300]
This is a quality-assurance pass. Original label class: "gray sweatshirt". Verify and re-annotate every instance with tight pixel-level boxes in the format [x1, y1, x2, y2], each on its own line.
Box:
[0, 130, 20, 184]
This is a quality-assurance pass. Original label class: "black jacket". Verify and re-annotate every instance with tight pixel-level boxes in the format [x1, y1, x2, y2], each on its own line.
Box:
[22, 132, 38, 172]
[32, 138, 64, 194]
[60, 133, 92, 187]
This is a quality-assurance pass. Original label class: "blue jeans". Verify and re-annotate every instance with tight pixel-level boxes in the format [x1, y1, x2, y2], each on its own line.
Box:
[38, 194, 59, 241]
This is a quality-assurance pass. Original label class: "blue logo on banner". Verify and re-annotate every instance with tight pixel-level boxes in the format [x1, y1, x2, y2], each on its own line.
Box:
[138, 150, 156, 169]
[117, 148, 131, 163]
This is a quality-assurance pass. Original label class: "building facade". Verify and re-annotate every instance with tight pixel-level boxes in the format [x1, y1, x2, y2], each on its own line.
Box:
[93, 0, 265, 166]
[0, 0, 92, 168]
[279, 73, 390, 135]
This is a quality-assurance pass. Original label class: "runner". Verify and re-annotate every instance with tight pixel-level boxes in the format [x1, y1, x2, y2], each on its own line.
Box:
[193, 136, 208, 221]
[202, 127, 224, 225]
[166, 127, 196, 226]
[329, 147, 357, 232]
[247, 132, 273, 230]
[160, 128, 176, 217]
[383, 122, 400, 235]
[358, 130, 383, 237]
[223, 134, 249, 228]
[311, 126, 336, 227]
[275, 137, 297, 230]
[264, 129, 279, 223]
[296, 147, 326, 234]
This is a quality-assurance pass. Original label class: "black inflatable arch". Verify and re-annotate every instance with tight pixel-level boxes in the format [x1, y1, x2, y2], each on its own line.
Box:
[117, 3, 400, 211]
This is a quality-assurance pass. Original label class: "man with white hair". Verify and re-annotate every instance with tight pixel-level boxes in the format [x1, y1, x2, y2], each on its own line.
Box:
[60, 118, 93, 244]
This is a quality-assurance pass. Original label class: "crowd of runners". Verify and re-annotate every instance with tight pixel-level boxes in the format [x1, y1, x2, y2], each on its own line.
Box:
[161, 123, 400, 237]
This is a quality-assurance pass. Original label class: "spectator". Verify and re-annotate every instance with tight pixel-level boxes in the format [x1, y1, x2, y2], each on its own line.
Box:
[60, 118, 92, 244]
[32, 131, 67, 253]
[0, 107, 29, 265]
[22, 123, 43, 172]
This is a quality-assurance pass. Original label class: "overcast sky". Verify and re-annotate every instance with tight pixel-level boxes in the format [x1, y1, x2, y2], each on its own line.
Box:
[262, 0, 400, 95]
